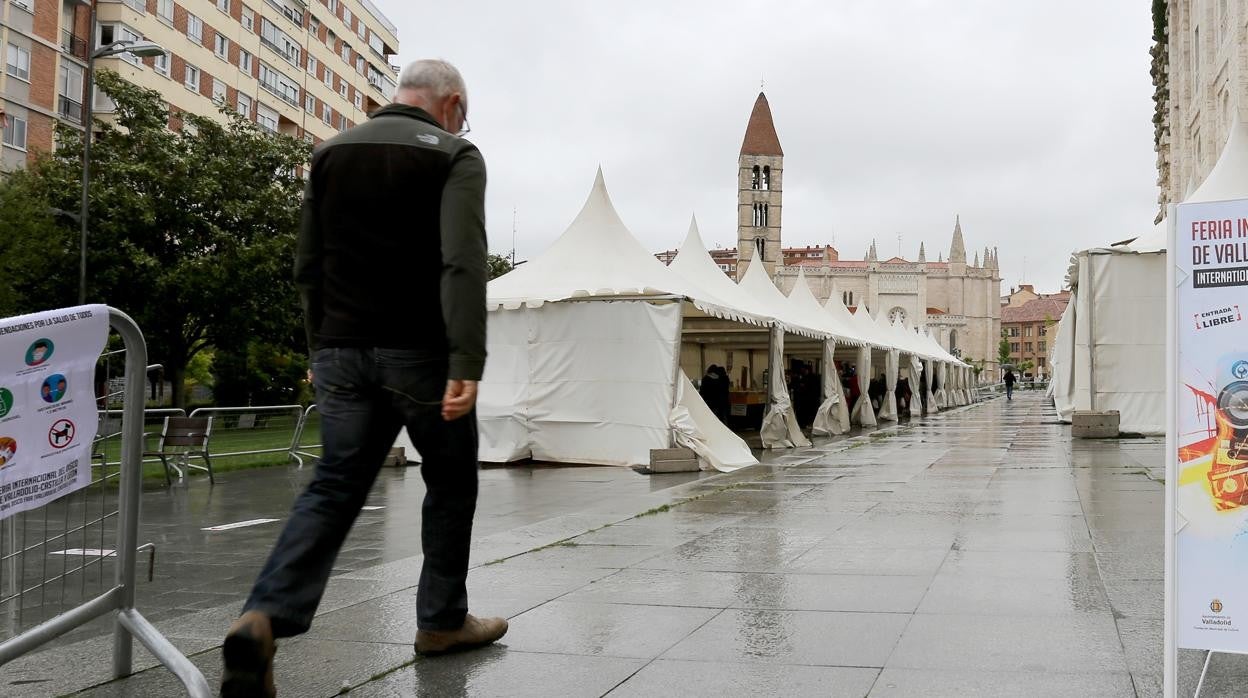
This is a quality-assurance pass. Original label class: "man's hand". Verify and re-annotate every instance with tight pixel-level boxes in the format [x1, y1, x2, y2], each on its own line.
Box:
[442, 380, 478, 421]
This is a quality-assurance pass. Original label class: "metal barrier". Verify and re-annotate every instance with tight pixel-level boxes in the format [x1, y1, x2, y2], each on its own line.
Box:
[0, 308, 210, 696]
[187, 404, 304, 469]
[289, 403, 321, 467]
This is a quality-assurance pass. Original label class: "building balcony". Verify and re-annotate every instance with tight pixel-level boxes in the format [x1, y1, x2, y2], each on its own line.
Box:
[58, 95, 83, 123]
[61, 30, 87, 60]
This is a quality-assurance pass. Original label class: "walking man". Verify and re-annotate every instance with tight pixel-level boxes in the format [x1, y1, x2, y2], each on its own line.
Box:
[1004, 368, 1016, 401]
[221, 59, 505, 697]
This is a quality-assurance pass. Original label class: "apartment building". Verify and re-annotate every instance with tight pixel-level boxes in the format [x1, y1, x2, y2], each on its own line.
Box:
[1, 0, 399, 171]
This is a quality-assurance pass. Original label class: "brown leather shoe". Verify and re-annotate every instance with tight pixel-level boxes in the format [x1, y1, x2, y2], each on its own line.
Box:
[221, 611, 276, 698]
[414, 614, 508, 656]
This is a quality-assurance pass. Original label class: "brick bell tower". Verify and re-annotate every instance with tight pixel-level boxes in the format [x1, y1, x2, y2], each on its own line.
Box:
[736, 92, 784, 280]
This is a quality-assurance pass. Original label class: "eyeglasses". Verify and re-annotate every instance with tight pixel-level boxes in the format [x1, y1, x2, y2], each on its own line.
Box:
[457, 102, 470, 136]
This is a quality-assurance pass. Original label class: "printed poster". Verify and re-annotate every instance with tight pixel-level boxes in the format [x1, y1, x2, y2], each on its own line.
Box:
[0, 306, 109, 521]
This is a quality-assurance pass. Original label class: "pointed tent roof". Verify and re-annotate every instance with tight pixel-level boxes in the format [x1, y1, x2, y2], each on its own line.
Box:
[821, 291, 869, 347]
[488, 168, 691, 308]
[667, 215, 770, 325]
[949, 215, 967, 264]
[736, 258, 825, 338]
[783, 268, 862, 343]
[1188, 118, 1248, 204]
[740, 92, 784, 156]
[849, 303, 891, 349]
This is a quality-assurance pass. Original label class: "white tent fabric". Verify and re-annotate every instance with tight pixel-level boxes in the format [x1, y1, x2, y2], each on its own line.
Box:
[1051, 291, 1077, 423]
[671, 373, 756, 472]
[935, 360, 948, 409]
[736, 258, 827, 339]
[922, 358, 936, 415]
[667, 216, 771, 326]
[760, 326, 812, 448]
[874, 312, 900, 421]
[813, 339, 851, 435]
[851, 345, 877, 426]
[905, 354, 923, 418]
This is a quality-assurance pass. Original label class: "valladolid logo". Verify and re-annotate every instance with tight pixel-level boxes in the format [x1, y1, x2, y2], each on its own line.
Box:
[1212, 599, 1225, 614]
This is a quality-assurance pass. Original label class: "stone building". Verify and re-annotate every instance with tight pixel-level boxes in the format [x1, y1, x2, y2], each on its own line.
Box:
[1, 0, 400, 172]
[1152, 0, 1248, 216]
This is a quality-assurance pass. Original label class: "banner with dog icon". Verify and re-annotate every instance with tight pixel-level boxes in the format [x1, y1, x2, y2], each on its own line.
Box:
[0, 306, 108, 520]
[1174, 197, 1248, 652]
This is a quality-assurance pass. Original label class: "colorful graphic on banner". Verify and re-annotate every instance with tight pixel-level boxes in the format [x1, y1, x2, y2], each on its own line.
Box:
[0, 306, 108, 521]
[1175, 198, 1248, 652]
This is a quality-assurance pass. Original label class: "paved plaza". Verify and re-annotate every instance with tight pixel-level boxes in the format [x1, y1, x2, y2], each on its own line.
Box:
[2, 392, 1237, 696]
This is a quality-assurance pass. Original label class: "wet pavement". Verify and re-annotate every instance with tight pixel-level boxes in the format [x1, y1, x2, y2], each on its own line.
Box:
[2, 391, 1237, 696]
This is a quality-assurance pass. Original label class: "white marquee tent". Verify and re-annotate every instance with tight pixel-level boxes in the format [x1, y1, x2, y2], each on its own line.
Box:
[1052, 119, 1248, 434]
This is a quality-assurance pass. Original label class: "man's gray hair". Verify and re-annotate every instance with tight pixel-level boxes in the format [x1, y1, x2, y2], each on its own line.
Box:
[398, 59, 467, 101]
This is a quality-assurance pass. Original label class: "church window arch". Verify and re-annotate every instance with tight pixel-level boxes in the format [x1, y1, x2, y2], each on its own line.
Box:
[762, 165, 770, 190]
[754, 236, 766, 261]
[949, 329, 959, 353]
[752, 202, 769, 227]
[751, 165, 761, 190]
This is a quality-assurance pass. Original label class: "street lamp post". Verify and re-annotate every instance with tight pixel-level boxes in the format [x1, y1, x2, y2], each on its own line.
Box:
[76, 0, 165, 304]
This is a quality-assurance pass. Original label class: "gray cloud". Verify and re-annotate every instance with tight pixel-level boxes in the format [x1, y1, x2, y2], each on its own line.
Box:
[380, 0, 1157, 292]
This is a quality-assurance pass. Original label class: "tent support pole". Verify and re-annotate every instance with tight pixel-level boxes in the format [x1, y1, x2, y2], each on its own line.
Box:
[1085, 253, 1098, 411]
[670, 305, 686, 448]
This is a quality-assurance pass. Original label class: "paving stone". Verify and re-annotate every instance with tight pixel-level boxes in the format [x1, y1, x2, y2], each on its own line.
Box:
[609, 659, 879, 697]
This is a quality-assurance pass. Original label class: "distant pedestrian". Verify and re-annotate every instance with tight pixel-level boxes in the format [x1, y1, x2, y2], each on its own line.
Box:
[700, 365, 730, 423]
[1004, 369, 1016, 401]
[221, 59, 504, 698]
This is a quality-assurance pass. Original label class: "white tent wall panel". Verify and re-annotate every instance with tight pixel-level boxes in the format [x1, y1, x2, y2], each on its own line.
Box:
[478, 307, 535, 462]
[479, 300, 683, 467]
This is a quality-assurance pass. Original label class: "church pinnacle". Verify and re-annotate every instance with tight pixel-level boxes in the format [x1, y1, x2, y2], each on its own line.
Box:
[949, 215, 967, 264]
[867, 239, 878, 262]
[918, 242, 926, 263]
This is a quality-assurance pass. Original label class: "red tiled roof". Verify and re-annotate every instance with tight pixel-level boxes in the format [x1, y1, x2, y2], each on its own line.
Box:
[740, 92, 783, 156]
[883, 256, 909, 264]
[926, 307, 946, 315]
[1002, 298, 1069, 323]
[791, 259, 826, 267]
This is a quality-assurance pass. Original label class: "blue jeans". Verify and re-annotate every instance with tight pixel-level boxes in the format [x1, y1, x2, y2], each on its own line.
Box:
[1006, 383, 1014, 399]
[244, 347, 479, 636]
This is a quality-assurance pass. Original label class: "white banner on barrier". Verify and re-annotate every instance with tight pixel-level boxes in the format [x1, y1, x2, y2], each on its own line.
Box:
[1173, 198, 1248, 653]
[0, 305, 109, 521]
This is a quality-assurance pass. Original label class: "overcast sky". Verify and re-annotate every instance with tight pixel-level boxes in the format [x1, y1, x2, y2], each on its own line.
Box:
[378, 0, 1157, 293]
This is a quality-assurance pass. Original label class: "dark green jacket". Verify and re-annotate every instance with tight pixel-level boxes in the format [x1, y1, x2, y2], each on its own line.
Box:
[294, 104, 488, 380]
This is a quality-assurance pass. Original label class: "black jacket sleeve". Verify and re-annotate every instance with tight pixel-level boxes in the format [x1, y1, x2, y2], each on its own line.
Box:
[294, 173, 323, 353]
[439, 143, 488, 380]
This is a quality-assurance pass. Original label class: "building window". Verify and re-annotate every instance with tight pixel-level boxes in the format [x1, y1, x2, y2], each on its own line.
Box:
[10, 0, 31, 13]
[762, 165, 770, 190]
[5, 43, 30, 82]
[99, 24, 143, 66]
[240, 50, 254, 73]
[217, 0, 230, 12]
[237, 92, 251, 116]
[307, 55, 317, 76]
[259, 61, 300, 106]
[353, 92, 362, 110]
[157, 0, 174, 22]
[1038, 341, 1046, 352]
[154, 52, 169, 76]
[1010, 342, 1020, 353]
[1037, 357, 1046, 367]
[754, 236, 765, 262]
[242, 6, 255, 32]
[3, 114, 27, 150]
[309, 16, 320, 34]
[256, 103, 279, 133]
[184, 64, 200, 91]
[305, 93, 315, 113]
[212, 78, 226, 103]
[340, 43, 351, 63]
[1039, 325, 1047, 336]
[1009, 327, 1019, 337]
[188, 14, 203, 42]
[752, 202, 768, 227]
[122, 0, 146, 14]
[355, 55, 364, 74]
[342, 6, 353, 26]
[58, 61, 84, 121]
[1024, 342, 1033, 353]
[323, 68, 333, 88]
[215, 35, 229, 59]
[751, 165, 760, 190]
[338, 114, 347, 131]
[261, 18, 301, 65]
[328, 0, 338, 15]
[321, 103, 332, 124]
[1023, 326, 1032, 337]
[338, 80, 348, 99]
[843, 291, 854, 307]
[949, 330, 958, 353]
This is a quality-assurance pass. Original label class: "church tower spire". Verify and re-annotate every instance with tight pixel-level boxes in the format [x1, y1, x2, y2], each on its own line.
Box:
[918, 242, 926, 263]
[868, 239, 878, 262]
[736, 92, 784, 280]
[948, 215, 967, 264]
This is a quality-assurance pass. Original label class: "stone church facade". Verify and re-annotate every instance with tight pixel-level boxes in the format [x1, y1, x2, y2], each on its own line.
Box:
[733, 92, 1003, 374]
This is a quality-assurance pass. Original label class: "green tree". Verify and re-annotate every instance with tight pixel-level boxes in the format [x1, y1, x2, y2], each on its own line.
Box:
[487, 253, 513, 280]
[0, 71, 310, 407]
[998, 331, 1011, 366]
